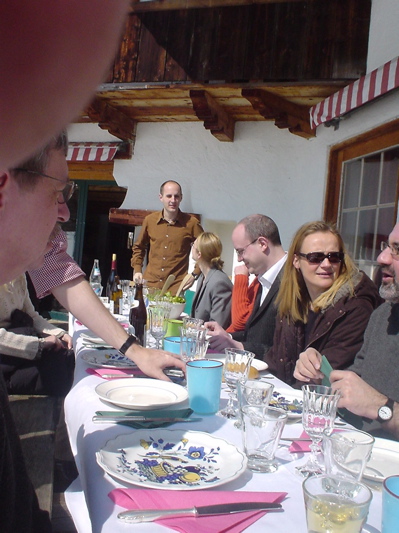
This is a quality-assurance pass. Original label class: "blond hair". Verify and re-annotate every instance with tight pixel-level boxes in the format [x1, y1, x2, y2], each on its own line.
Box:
[196, 232, 224, 270]
[276, 221, 358, 323]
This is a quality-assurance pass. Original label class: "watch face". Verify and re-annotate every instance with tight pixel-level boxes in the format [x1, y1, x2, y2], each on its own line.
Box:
[379, 405, 393, 420]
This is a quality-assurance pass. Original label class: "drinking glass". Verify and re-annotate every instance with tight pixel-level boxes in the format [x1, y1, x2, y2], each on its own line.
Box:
[303, 474, 372, 533]
[148, 304, 171, 349]
[323, 428, 375, 482]
[220, 348, 254, 419]
[236, 379, 274, 428]
[297, 384, 341, 476]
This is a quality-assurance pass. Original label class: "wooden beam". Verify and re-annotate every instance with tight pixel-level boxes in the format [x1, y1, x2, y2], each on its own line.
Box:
[130, 0, 310, 13]
[242, 88, 315, 138]
[190, 90, 235, 142]
[86, 99, 138, 143]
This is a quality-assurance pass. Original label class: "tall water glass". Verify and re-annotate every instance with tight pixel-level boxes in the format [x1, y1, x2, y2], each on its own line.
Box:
[297, 385, 341, 476]
[148, 304, 171, 349]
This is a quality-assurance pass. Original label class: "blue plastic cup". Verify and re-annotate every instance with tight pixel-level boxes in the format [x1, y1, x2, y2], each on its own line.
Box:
[186, 359, 223, 415]
[383, 475, 399, 532]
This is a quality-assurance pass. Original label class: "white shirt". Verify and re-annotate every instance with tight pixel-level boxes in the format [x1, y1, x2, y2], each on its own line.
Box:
[258, 253, 287, 305]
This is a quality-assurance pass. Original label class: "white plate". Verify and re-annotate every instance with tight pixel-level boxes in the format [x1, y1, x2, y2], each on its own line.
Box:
[363, 437, 399, 482]
[269, 389, 303, 419]
[80, 332, 109, 345]
[81, 350, 137, 369]
[96, 429, 247, 490]
[207, 353, 268, 372]
[95, 378, 188, 410]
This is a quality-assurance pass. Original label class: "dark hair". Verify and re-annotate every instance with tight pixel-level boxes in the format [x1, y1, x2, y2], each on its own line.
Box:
[160, 180, 182, 196]
[238, 214, 281, 246]
[10, 130, 68, 190]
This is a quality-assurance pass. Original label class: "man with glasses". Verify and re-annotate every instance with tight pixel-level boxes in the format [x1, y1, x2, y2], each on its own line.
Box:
[207, 214, 286, 358]
[294, 223, 399, 439]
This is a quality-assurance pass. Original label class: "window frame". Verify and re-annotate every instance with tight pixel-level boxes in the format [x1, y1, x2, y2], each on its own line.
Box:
[324, 118, 399, 225]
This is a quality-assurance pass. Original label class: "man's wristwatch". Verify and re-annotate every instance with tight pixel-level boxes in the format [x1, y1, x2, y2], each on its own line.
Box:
[118, 334, 139, 356]
[377, 397, 394, 423]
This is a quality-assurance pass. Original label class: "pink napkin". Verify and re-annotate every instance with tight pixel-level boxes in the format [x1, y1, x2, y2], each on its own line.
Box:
[86, 368, 144, 379]
[109, 489, 286, 533]
[289, 430, 311, 453]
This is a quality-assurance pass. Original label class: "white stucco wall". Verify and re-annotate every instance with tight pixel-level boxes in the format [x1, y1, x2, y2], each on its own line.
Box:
[68, 0, 399, 275]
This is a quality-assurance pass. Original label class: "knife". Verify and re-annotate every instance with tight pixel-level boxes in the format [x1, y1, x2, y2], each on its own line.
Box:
[92, 415, 201, 423]
[118, 502, 283, 523]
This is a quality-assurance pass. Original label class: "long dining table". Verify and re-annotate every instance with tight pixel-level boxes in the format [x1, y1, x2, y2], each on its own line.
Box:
[64, 319, 383, 533]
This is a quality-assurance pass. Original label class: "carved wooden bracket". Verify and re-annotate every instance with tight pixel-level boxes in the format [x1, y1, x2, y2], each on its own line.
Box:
[242, 89, 315, 139]
[190, 90, 235, 142]
[86, 99, 138, 146]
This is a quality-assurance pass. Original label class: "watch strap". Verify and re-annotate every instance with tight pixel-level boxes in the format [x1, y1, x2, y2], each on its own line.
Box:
[118, 334, 138, 356]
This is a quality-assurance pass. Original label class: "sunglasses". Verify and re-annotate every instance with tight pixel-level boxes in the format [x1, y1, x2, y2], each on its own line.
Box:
[297, 251, 344, 264]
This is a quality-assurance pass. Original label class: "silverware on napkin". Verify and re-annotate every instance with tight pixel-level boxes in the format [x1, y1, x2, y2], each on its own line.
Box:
[280, 437, 311, 442]
[92, 415, 201, 423]
[117, 502, 283, 523]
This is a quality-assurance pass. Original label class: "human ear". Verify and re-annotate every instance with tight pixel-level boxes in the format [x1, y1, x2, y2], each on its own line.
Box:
[293, 254, 300, 270]
[0, 173, 9, 209]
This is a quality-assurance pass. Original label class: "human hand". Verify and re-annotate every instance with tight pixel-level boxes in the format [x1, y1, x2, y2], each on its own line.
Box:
[133, 272, 143, 285]
[234, 264, 249, 276]
[60, 333, 73, 349]
[293, 347, 323, 382]
[41, 334, 65, 350]
[330, 370, 386, 419]
[125, 344, 186, 382]
[204, 321, 241, 351]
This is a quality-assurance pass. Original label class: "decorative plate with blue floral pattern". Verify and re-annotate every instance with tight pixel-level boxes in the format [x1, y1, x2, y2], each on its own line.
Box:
[96, 429, 247, 489]
[81, 350, 137, 368]
[269, 390, 303, 419]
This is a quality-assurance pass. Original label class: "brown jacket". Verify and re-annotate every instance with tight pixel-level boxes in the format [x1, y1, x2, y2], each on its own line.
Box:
[265, 271, 383, 386]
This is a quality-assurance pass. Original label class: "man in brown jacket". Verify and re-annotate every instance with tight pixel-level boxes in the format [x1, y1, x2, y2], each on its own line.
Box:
[132, 180, 203, 295]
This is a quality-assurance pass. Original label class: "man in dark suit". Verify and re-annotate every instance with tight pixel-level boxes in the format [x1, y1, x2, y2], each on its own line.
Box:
[206, 214, 286, 359]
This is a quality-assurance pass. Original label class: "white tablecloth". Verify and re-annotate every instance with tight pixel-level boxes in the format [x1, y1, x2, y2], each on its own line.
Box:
[64, 321, 383, 533]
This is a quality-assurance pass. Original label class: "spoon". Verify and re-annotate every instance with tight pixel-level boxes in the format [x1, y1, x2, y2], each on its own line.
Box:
[159, 274, 175, 297]
[175, 273, 192, 298]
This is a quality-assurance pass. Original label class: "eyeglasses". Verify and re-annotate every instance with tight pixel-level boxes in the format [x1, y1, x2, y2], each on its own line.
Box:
[297, 251, 344, 264]
[13, 168, 77, 204]
[235, 238, 258, 257]
[380, 241, 399, 257]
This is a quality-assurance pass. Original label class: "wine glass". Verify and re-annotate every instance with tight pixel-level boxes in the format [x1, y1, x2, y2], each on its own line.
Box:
[148, 304, 171, 349]
[297, 384, 341, 477]
[220, 348, 254, 419]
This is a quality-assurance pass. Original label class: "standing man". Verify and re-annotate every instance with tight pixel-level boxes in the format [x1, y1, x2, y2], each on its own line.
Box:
[294, 222, 399, 440]
[132, 180, 203, 295]
[207, 214, 286, 359]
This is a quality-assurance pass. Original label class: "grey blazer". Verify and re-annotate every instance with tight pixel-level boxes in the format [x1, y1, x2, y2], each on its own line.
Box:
[191, 269, 233, 329]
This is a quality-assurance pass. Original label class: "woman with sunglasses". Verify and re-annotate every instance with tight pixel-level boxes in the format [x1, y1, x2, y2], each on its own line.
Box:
[264, 221, 382, 385]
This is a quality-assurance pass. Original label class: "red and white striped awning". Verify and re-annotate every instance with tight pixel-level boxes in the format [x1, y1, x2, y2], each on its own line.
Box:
[67, 142, 120, 162]
[310, 56, 399, 129]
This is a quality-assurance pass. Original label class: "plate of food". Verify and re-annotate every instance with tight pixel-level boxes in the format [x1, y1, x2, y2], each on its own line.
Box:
[81, 350, 137, 369]
[363, 437, 399, 482]
[207, 353, 268, 378]
[96, 429, 247, 490]
[95, 378, 188, 410]
[269, 389, 303, 419]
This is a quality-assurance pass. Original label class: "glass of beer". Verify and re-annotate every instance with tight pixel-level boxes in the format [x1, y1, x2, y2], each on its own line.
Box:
[303, 474, 372, 533]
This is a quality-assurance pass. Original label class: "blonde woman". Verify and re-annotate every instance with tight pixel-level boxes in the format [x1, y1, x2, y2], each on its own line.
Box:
[265, 221, 382, 385]
[191, 232, 233, 329]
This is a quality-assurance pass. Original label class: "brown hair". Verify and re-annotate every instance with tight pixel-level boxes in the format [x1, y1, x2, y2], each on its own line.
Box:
[238, 214, 281, 246]
[160, 180, 182, 196]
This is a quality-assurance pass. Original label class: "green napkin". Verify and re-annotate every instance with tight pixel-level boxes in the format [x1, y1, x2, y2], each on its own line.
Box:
[95, 408, 193, 429]
[320, 356, 363, 428]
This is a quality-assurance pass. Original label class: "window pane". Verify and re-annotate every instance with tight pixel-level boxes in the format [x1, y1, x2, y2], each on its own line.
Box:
[358, 210, 376, 261]
[377, 206, 396, 252]
[342, 160, 361, 209]
[360, 154, 380, 207]
[380, 148, 399, 204]
[340, 211, 357, 256]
